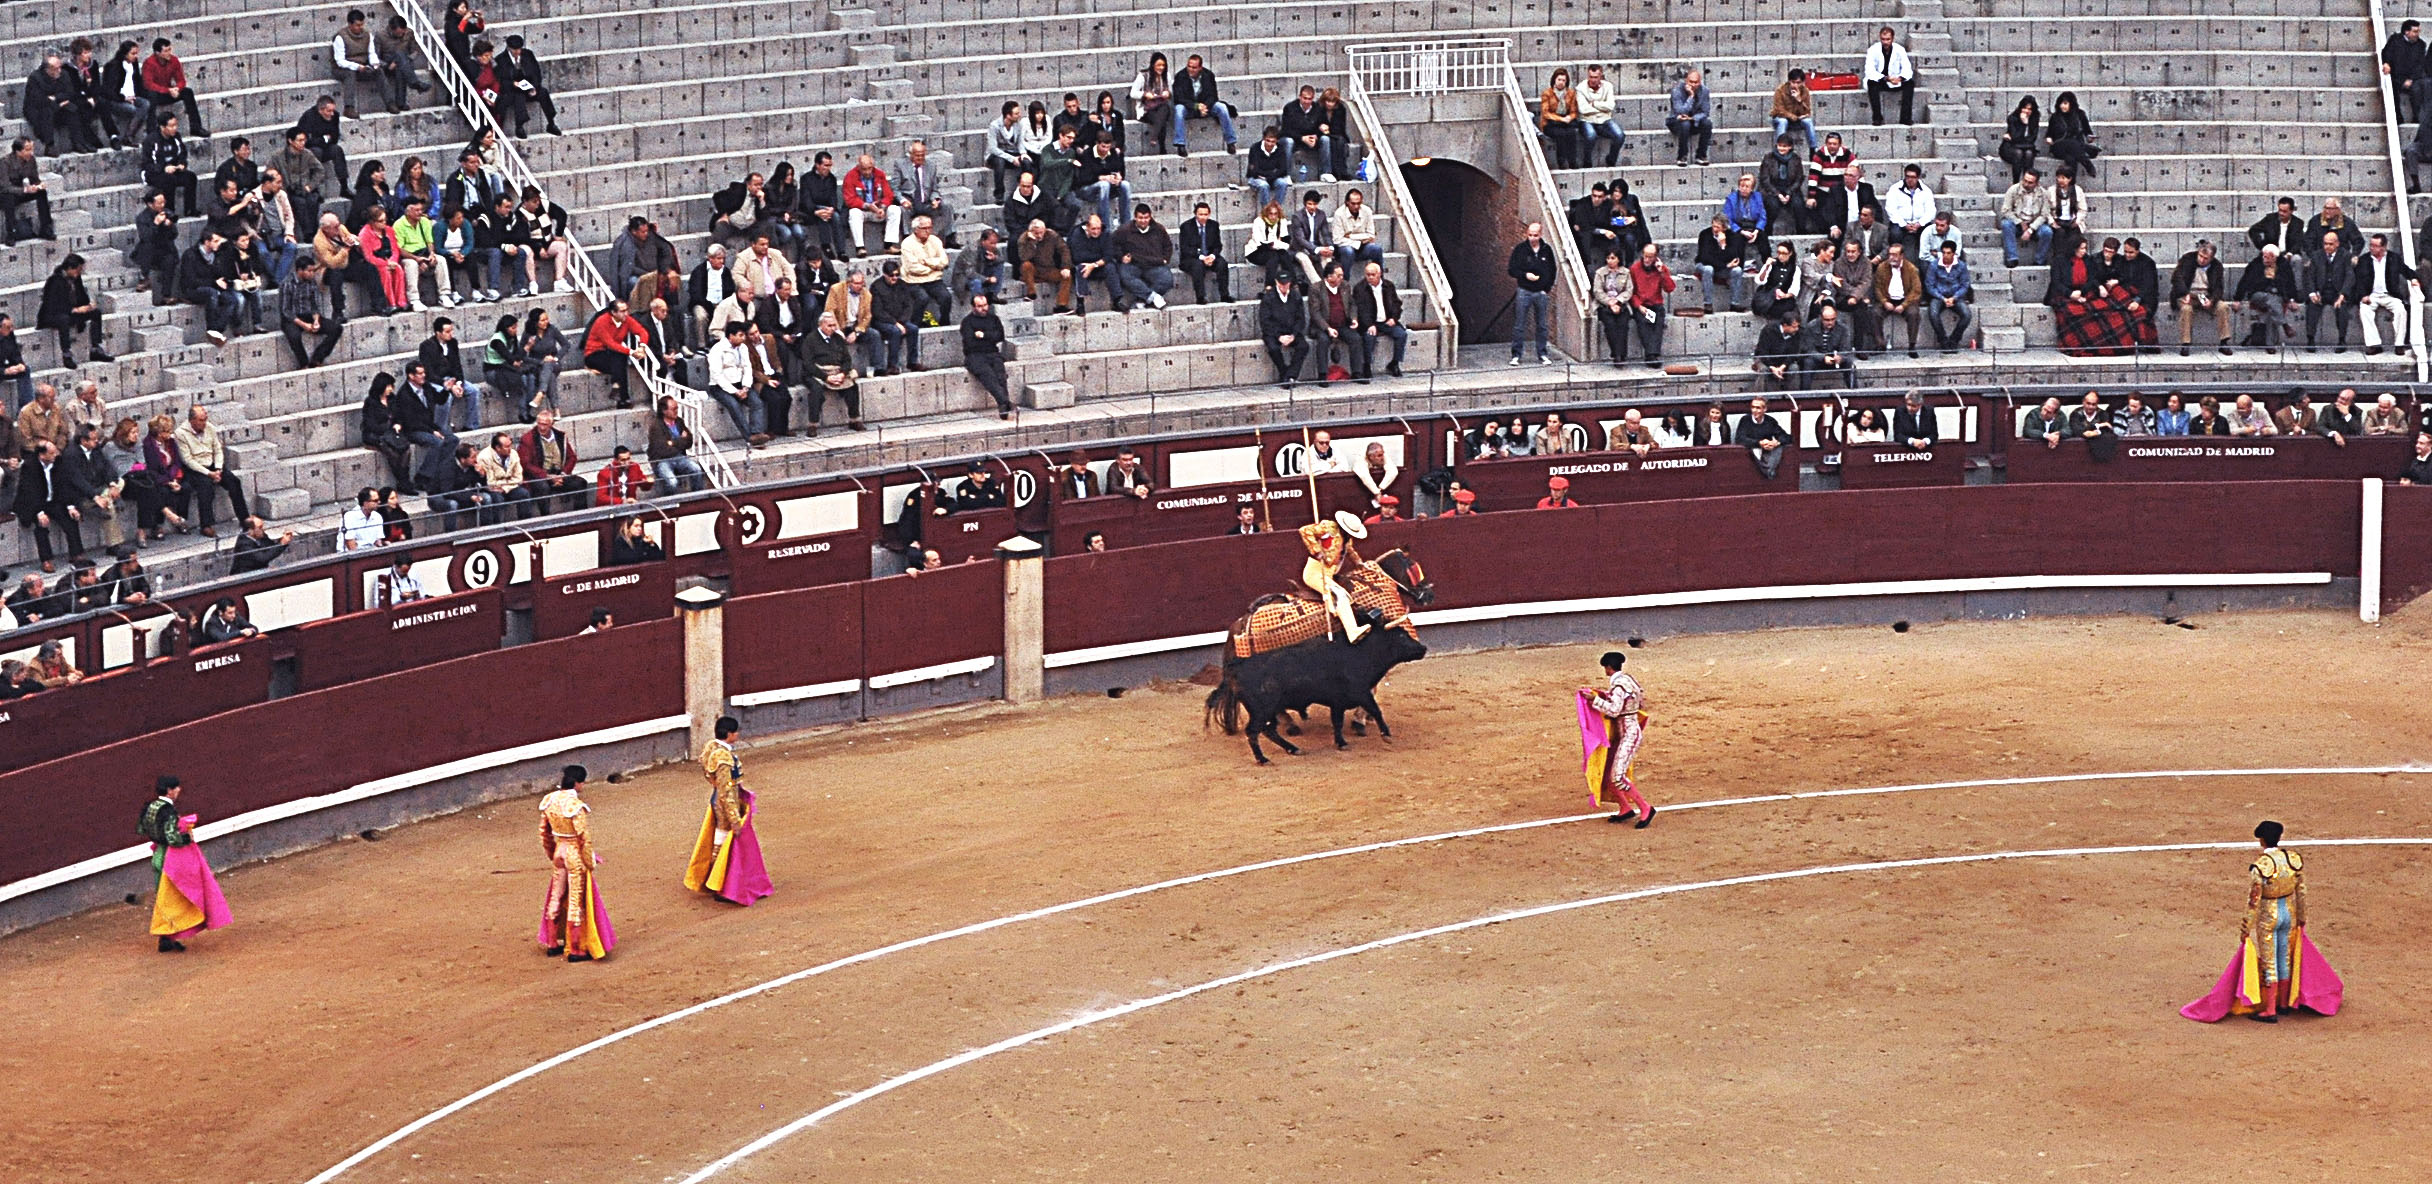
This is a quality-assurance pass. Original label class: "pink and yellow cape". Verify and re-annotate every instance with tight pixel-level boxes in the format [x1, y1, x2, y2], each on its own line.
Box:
[537, 873, 617, 959]
[1573, 690, 1643, 811]
[684, 788, 774, 907]
[2180, 929, 2343, 1021]
[148, 817, 232, 939]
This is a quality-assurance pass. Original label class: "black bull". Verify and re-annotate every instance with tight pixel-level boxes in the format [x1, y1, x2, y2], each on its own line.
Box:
[1203, 549, 1433, 764]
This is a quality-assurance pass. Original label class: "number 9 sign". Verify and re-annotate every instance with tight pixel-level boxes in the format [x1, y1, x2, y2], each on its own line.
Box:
[455, 544, 505, 590]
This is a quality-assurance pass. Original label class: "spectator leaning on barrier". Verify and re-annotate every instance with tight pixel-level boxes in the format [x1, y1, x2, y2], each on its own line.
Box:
[2401, 431, 2432, 485]
[595, 444, 652, 506]
[1736, 396, 1792, 479]
[2316, 388, 2365, 444]
[1104, 446, 1152, 498]
[2368, 392, 2413, 435]
[340, 486, 384, 551]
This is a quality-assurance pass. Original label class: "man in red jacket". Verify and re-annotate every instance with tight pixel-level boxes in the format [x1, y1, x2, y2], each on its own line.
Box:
[841, 154, 900, 256]
[516, 408, 586, 515]
[139, 38, 208, 137]
[1624, 243, 1677, 368]
[582, 300, 647, 408]
[594, 443, 652, 505]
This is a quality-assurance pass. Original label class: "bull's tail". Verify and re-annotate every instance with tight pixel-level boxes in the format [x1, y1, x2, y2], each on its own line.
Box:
[1203, 672, 1244, 735]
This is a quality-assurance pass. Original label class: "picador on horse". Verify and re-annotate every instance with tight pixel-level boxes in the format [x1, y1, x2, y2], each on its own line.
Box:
[1206, 511, 1433, 763]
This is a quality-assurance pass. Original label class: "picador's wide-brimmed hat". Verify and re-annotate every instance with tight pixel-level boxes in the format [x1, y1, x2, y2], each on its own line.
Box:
[1334, 511, 1368, 539]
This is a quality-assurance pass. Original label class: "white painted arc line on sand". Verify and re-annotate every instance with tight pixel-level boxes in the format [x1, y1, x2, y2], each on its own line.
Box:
[678, 836, 2432, 1183]
[303, 763, 2429, 1184]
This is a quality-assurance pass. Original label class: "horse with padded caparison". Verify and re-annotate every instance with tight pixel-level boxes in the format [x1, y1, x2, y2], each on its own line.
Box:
[1204, 549, 1434, 764]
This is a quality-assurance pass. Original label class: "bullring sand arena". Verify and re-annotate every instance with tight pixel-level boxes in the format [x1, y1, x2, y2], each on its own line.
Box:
[8, 608, 2431, 1182]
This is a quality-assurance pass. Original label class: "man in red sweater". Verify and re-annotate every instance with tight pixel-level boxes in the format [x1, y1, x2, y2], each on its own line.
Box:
[139, 38, 208, 137]
[594, 444, 652, 506]
[1625, 243, 1677, 367]
[583, 300, 647, 408]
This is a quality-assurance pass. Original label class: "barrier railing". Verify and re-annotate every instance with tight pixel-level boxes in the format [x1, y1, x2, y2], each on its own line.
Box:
[1340, 63, 1460, 370]
[2368, 0, 2431, 384]
[389, 0, 739, 485]
[1346, 39, 1511, 95]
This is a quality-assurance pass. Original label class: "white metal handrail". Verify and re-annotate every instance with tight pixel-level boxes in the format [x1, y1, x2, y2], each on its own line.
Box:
[1340, 67, 1459, 370]
[1347, 39, 1513, 96]
[2367, 0, 2430, 384]
[390, 0, 740, 483]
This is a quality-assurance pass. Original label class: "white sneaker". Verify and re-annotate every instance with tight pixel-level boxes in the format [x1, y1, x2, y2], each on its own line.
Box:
[552, 280, 568, 293]
[440, 291, 460, 307]
[408, 299, 426, 312]
[1319, 173, 1337, 183]
[484, 288, 501, 301]
[517, 285, 536, 298]
[1507, 356, 1521, 366]
[1148, 292, 1166, 309]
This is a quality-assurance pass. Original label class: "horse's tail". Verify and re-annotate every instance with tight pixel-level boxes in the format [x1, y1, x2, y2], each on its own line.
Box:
[1203, 675, 1244, 735]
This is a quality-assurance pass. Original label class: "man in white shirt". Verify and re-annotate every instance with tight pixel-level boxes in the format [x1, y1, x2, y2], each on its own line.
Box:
[329, 9, 385, 118]
[1333, 189, 1383, 272]
[705, 321, 769, 445]
[376, 557, 424, 608]
[1863, 26, 1917, 126]
[338, 487, 385, 551]
[1576, 63, 1624, 168]
[1883, 164, 1936, 259]
[1306, 429, 1349, 474]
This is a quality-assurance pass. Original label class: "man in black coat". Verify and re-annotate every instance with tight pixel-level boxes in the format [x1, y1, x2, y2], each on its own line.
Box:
[1753, 308, 1805, 391]
[1177, 200, 1230, 304]
[1349, 261, 1407, 378]
[38, 253, 109, 365]
[2300, 230, 2359, 350]
[22, 54, 98, 154]
[1733, 395, 1792, 480]
[2385, 20, 2429, 122]
[1257, 273, 1310, 387]
[0, 135, 54, 244]
[417, 317, 487, 432]
[15, 439, 88, 569]
[177, 230, 240, 344]
[1892, 389, 1937, 449]
[496, 35, 559, 137]
[2349, 232, 2421, 356]
[295, 95, 350, 197]
[960, 293, 1012, 418]
[1507, 222, 1558, 365]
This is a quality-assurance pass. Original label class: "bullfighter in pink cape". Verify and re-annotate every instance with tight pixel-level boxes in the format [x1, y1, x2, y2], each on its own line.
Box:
[1576, 651, 1654, 827]
[2182, 819, 2342, 1023]
[138, 775, 232, 953]
[538, 765, 616, 962]
[685, 715, 773, 906]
